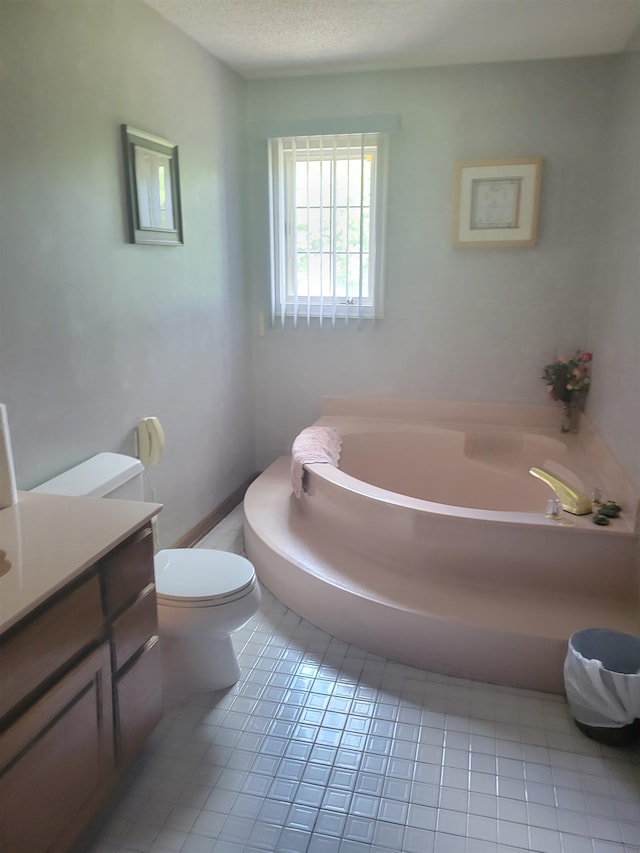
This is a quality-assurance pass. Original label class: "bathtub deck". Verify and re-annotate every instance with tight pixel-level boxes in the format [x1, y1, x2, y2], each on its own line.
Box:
[244, 457, 639, 694]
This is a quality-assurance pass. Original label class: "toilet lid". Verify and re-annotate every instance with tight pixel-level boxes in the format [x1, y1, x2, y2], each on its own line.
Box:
[154, 549, 256, 605]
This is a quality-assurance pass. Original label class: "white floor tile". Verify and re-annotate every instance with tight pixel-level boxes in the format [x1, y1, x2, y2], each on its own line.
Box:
[83, 506, 640, 853]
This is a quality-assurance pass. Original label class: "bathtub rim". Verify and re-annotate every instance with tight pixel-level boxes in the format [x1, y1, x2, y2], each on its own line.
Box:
[306, 417, 637, 537]
[305, 462, 636, 536]
[317, 398, 640, 531]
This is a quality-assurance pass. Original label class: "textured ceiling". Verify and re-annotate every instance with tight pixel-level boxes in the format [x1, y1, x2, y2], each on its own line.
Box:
[143, 0, 640, 79]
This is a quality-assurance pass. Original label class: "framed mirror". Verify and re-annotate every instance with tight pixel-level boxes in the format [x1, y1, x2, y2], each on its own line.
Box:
[121, 125, 183, 246]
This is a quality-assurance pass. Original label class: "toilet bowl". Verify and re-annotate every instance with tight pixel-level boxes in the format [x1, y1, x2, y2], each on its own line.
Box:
[33, 452, 261, 692]
[155, 548, 261, 691]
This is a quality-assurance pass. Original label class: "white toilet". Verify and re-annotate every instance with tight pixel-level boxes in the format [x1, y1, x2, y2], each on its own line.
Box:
[33, 452, 261, 691]
[154, 548, 260, 690]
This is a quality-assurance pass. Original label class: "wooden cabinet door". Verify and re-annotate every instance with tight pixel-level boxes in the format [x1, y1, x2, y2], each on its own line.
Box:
[0, 644, 113, 853]
[115, 636, 163, 768]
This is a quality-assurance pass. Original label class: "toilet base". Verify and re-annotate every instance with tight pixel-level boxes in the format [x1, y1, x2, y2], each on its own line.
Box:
[160, 633, 241, 692]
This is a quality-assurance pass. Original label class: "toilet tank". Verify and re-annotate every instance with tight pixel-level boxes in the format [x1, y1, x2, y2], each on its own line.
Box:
[32, 452, 145, 500]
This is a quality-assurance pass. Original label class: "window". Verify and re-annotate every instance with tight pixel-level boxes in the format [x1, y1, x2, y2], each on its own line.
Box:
[268, 133, 388, 325]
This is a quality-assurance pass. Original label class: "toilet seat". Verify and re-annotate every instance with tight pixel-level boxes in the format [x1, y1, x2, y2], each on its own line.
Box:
[155, 549, 257, 608]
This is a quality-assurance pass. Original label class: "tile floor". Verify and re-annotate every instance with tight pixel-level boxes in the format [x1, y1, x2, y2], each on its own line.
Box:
[87, 506, 640, 853]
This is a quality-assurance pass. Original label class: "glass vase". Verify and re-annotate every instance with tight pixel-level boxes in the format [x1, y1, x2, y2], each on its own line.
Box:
[561, 401, 580, 434]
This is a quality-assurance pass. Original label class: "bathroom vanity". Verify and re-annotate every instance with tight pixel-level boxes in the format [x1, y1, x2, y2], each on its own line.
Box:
[0, 490, 163, 853]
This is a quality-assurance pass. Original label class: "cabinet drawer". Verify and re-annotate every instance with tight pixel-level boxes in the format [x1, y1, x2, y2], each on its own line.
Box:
[102, 525, 154, 615]
[0, 574, 104, 720]
[111, 585, 158, 673]
[0, 643, 113, 853]
[114, 637, 163, 768]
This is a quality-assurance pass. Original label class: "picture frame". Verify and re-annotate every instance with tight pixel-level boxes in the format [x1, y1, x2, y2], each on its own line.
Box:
[453, 158, 541, 247]
[121, 125, 183, 246]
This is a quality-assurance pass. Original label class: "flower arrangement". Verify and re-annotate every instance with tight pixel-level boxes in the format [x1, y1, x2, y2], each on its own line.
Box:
[542, 350, 592, 404]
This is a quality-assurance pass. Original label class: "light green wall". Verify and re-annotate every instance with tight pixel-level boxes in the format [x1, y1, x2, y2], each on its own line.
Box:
[245, 58, 618, 469]
[588, 42, 640, 490]
[1, 0, 637, 548]
[0, 0, 254, 546]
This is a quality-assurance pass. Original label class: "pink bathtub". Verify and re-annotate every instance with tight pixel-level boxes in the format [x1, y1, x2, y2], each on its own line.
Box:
[244, 399, 639, 693]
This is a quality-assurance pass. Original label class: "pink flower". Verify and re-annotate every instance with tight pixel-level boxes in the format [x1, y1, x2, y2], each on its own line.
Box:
[541, 350, 593, 404]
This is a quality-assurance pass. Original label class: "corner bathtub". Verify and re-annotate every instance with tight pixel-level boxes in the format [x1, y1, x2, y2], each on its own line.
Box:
[244, 402, 639, 693]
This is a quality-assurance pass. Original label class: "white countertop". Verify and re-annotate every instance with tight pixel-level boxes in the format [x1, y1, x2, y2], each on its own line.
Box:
[0, 491, 162, 633]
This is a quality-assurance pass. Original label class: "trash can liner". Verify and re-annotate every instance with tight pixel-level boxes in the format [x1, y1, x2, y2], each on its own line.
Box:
[564, 629, 640, 729]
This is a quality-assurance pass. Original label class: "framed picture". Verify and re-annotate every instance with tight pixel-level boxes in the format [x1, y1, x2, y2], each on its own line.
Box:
[453, 158, 541, 247]
[121, 125, 183, 245]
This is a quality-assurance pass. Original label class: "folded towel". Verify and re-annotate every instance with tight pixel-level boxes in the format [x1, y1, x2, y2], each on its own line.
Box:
[290, 426, 342, 498]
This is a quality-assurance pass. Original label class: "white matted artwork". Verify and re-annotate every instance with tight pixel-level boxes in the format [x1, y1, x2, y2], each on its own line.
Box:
[453, 158, 542, 247]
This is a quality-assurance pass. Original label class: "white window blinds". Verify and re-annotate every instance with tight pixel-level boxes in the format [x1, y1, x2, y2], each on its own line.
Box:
[268, 132, 388, 327]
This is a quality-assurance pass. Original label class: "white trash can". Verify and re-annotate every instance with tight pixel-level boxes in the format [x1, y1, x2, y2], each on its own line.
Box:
[564, 628, 640, 746]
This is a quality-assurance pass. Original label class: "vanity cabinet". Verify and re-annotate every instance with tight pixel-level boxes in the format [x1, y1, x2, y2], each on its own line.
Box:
[0, 503, 162, 853]
[103, 525, 163, 768]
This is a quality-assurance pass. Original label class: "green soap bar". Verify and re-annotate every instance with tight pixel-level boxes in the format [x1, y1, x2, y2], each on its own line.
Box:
[593, 514, 610, 525]
[599, 506, 619, 518]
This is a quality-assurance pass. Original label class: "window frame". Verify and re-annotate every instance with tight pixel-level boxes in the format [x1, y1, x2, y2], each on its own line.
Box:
[268, 132, 389, 325]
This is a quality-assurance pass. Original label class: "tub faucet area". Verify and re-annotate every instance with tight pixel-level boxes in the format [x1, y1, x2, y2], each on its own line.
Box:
[529, 466, 592, 515]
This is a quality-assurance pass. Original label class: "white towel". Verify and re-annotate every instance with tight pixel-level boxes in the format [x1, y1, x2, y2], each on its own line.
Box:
[290, 426, 342, 498]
